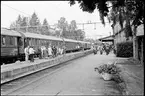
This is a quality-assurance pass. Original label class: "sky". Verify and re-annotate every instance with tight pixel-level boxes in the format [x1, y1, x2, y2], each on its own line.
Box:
[1, 1, 113, 39]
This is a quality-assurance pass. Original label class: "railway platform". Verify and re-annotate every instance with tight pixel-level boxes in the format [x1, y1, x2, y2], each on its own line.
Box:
[1, 50, 93, 84]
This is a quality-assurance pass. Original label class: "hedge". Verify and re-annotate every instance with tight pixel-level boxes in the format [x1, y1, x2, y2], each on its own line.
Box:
[116, 42, 133, 57]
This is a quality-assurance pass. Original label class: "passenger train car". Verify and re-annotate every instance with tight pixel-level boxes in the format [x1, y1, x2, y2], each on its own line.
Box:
[1, 28, 91, 65]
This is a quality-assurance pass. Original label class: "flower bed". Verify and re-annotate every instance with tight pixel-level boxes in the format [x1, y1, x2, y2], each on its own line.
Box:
[95, 63, 126, 94]
[95, 63, 122, 81]
[95, 63, 121, 74]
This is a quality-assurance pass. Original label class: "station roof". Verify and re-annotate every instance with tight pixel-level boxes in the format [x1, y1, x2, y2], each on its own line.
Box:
[98, 35, 114, 42]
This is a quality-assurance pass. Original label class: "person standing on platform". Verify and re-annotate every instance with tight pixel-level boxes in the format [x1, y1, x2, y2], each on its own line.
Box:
[48, 45, 52, 57]
[38, 46, 42, 59]
[52, 46, 55, 58]
[99, 45, 103, 55]
[24, 46, 29, 61]
[58, 47, 61, 55]
[93, 46, 97, 54]
[29, 46, 35, 62]
[53, 46, 57, 57]
[62, 46, 66, 55]
[41, 46, 44, 59]
[43, 46, 47, 58]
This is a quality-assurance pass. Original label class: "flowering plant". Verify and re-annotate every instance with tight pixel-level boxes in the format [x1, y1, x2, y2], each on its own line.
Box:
[95, 64, 121, 74]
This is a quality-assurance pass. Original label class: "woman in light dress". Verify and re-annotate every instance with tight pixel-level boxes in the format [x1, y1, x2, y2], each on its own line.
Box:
[48, 45, 52, 57]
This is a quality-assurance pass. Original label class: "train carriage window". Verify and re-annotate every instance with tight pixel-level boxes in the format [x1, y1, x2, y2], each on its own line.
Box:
[39, 39, 41, 46]
[9, 37, 13, 45]
[42, 40, 44, 45]
[34, 39, 36, 45]
[35, 39, 37, 45]
[30, 38, 32, 46]
[36, 39, 38, 45]
[31, 38, 33, 46]
[32, 38, 34, 46]
[44, 40, 46, 45]
[14, 37, 17, 46]
[43, 40, 45, 45]
[38, 39, 40, 45]
[33, 39, 35, 45]
[31, 39, 33, 46]
[28, 38, 30, 46]
[24, 39, 28, 47]
[2, 36, 6, 46]
[18, 38, 23, 46]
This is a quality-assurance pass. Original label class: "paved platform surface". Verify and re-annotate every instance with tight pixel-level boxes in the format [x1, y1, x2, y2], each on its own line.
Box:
[1, 52, 144, 95]
[1, 50, 92, 84]
[6, 53, 123, 95]
[116, 57, 144, 95]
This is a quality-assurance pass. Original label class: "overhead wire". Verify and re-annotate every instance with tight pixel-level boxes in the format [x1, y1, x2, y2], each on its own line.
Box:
[2, 3, 31, 16]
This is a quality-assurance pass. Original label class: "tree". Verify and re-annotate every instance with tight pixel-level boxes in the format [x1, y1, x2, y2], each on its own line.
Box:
[11, 15, 23, 31]
[16, 15, 22, 28]
[29, 12, 41, 33]
[10, 22, 16, 30]
[20, 17, 28, 32]
[75, 29, 85, 41]
[69, 0, 144, 27]
[57, 17, 69, 38]
[69, 0, 144, 60]
[41, 18, 50, 35]
[70, 20, 77, 31]
[70, 20, 77, 39]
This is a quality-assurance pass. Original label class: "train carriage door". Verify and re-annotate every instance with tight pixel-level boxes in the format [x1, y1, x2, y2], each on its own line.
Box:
[17, 37, 24, 55]
[24, 38, 29, 48]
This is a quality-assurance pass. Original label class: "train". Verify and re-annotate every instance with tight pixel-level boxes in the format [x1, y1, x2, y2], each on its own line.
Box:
[1, 28, 92, 65]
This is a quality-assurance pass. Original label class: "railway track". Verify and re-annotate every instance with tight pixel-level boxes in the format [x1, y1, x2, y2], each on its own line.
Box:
[1, 59, 74, 95]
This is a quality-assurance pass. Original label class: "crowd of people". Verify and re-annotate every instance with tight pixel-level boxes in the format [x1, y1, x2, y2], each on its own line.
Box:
[24, 45, 65, 62]
[92, 43, 114, 55]
[24, 43, 114, 62]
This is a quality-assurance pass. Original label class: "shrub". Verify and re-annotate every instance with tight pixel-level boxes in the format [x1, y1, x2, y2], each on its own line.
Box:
[116, 42, 133, 57]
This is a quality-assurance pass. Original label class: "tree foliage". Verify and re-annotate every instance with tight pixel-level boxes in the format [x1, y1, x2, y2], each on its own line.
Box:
[20, 17, 28, 32]
[41, 18, 50, 35]
[69, 0, 144, 27]
[10, 12, 50, 35]
[70, 20, 77, 31]
[10, 22, 17, 30]
[16, 15, 22, 28]
[10, 13, 86, 41]
[29, 12, 41, 33]
[56, 17, 85, 40]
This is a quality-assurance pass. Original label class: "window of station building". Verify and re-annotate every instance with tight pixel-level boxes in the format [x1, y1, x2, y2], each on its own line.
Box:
[2, 36, 6, 46]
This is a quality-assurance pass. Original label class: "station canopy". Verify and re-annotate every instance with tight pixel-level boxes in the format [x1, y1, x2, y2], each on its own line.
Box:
[98, 35, 114, 42]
